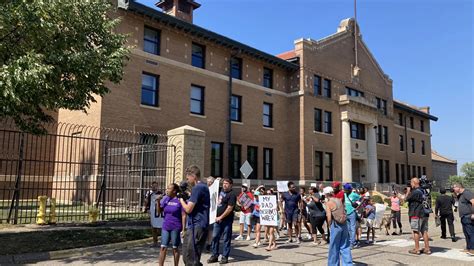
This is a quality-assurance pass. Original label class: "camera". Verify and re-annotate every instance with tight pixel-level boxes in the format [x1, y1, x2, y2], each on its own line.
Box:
[177, 180, 190, 201]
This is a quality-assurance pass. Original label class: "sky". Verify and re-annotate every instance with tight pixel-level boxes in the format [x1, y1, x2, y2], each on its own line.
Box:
[137, 0, 473, 172]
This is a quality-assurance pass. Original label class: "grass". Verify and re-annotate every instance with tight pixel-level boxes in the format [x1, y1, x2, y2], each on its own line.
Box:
[0, 227, 152, 255]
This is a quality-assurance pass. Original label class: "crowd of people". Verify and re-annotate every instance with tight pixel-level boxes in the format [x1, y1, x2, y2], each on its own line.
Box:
[144, 165, 474, 266]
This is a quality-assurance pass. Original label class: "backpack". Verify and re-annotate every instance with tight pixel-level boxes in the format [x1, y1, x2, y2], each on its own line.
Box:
[330, 198, 347, 224]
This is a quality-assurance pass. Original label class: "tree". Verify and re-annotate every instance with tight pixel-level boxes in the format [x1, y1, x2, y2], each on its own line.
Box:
[460, 161, 474, 178]
[448, 161, 474, 187]
[0, 0, 129, 134]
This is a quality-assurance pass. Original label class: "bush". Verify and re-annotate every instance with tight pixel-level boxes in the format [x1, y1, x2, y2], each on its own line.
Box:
[372, 195, 384, 204]
[430, 191, 441, 202]
[383, 198, 391, 205]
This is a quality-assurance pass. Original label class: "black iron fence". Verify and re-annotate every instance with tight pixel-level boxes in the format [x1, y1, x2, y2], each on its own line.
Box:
[0, 121, 175, 224]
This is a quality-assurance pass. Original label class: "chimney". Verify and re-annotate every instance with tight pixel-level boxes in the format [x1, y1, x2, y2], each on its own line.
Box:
[156, 0, 201, 24]
[419, 106, 430, 114]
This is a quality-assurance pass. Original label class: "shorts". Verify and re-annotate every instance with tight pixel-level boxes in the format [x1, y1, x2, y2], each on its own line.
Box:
[251, 215, 260, 226]
[366, 219, 374, 228]
[161, 229, 181, 248]
[240, 212, 252, 225]
[285, 209, 299, 224]
[410, 216, 428, 233]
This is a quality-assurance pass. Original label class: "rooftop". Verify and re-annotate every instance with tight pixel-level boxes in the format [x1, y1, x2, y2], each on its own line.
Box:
[432, 150, 457, 164]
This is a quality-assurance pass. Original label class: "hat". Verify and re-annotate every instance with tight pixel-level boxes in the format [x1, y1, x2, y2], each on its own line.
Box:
[254, 191, 261, 196]
[323, 187, 334, 195]
[242, 183, 248, 188]
[332, 181, 341, 188]
[343, 183, 353, 190]
[256, 185, 265, 192]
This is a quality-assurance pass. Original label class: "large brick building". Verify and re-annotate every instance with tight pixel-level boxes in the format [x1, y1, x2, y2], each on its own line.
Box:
[58, 0, 438, 184]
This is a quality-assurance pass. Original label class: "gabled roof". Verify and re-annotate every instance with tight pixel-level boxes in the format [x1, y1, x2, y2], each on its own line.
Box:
[394, 100, 438, 121]
[432, 150, 457, 164]
[117, 0, 299, 71]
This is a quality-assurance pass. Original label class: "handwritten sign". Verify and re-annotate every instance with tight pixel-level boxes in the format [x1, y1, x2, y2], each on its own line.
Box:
[209, 179, 220, 224]
[259, 195, 278, 226]
[239, 193, 253, 210]
[277, 181, 289, 192]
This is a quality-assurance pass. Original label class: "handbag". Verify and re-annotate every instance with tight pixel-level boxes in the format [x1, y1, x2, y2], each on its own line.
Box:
[435, 216, 441, 227]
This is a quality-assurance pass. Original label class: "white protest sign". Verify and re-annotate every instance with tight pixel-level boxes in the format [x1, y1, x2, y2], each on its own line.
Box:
[259, 195, 278, 226]
[209, 179, 220, 224]
[373, 203, 386, 228]
[310, 183, 317, 188]
[277, 181, 289, 192]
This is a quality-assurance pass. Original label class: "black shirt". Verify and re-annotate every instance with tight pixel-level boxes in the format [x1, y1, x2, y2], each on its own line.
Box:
[435, 194, 454, 216]
[217, 189, 237, 221]
[407, 188, 424, 217]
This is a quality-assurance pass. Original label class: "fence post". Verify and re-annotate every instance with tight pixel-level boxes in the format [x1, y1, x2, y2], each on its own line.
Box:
[139, 146, 144, 207]
[7, 133, 25, 224]
[100, 136, 109, 221]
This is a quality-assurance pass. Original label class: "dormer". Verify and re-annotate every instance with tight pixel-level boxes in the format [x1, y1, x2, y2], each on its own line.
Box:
[156, 0, 201, 23]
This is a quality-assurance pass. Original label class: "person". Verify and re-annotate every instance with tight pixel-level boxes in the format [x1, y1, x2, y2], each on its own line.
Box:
[332, 181, 345, 204]
[206, 176, 217, 252]
[208, 178, 237, 264]
[325, 186, 352, 266]
[365, 198, 376, 244]
[235, 183, 254, 241]
[435, 188, 456, 242]
[264, 189, 280, 251]
[344, 183, 360, 248]
[452, 183, 474, 255]
[158, 183, 186, 266]
[144, 181, 163, 247]
[281, 181, 303, 244]
[252, 185, 265, 248]
[299, 187, 313, 240]
[179, 165, 210, 266]
[307, 187, 327, 245]
[390, 191, 403, 235]
[405, 177, 431, 255]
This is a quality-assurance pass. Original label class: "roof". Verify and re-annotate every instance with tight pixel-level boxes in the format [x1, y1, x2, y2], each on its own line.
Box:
[277, 50, 297, 60]
[393, 100, 438, 121]
[117, 0, 299, 71]
[432, 150, 457, 164]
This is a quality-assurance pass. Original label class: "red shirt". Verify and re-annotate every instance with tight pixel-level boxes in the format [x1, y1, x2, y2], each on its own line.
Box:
[335, 190, 345, 204]
[238, 191, 254, 214]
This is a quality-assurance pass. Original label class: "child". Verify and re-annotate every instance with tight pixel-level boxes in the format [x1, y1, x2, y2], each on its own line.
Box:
[365, 199, 376, 244]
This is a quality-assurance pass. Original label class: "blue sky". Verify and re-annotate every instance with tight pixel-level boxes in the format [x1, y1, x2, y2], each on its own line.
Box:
[137, 0, 473, 172]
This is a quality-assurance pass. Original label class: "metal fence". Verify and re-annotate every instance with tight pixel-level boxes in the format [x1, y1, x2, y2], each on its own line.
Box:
[0, 121, 175, 224]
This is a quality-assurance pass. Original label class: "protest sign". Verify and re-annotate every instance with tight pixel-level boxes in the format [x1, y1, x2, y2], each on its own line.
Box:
[277, 181, 289, 192]
[259, 195, 278, 226]
[239, 193, 253, 210]
[209, 179, 220, 224]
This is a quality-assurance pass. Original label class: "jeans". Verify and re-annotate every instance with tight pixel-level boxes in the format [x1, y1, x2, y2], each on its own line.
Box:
[440, 213, 455, 238]
[211, 218, 233, 258]
[461, 215, 474, 250]
[183, 226, 208, 266]
[328, 221, 353, 266]
[346, 211, 357, 246]
[161, 229, 181, 248]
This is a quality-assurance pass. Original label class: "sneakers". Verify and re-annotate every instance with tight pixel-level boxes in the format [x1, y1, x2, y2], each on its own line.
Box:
[219, 257, 229, 264]
[467, 250, 474, 256]
[296, 238, 301, 244]
[440, 236, 447, 239]
[275, 234, 280, 240]
[306, 233, 312, 240]
[365, 240, 371, 245]
[253, 242, 261, 248]
[285, 239, 293, 244]
[391, 232, 398, 235]
[235, 235, 243, 241]
[207, 256, 219, 263]
[452, 237, 457, 242]
[246, 236, 251, 241]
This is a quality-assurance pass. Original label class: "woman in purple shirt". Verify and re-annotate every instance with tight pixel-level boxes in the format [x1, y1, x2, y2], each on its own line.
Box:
[158, 183, 186, 266]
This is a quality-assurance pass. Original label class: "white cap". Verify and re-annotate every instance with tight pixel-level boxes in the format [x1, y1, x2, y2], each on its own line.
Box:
[242, 183, 248, 187]
[323, 187, 334, 195]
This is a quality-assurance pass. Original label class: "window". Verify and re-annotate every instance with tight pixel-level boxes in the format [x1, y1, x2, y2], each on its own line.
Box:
[263, 67, 273, 89]
[346, 87, 364, 97]
[378, 159, 384, 183]
[263, 148, 273, 179]
[421, 140, 426, 155]
[411, 138, 415, 153]
[401, 164, 406, 185]
[231, 57, 242, 79]
[399, 135, 404, 151]
[230, 144, 241, 178]
[191, 43, 205, 68]
[383, 126, 388, 145]
[314, 75, 321, 96]
[410, 117, 414, 129]
[377, 98, 388, 115]
[190, 85, 204, 115]
[323, 111, 332, 134]
[263, 102, 273, 128]
[247, 146, 258, 179]
[418, 166, 421, 178]
[141, 73, 159, 106]
[398, 113, 404, 126]
[211, 142, 223, 177]
[144, 27, 160, 55]
[314, 151, 323, 181]
[323, 79, 331, 98]
[376, 125, 381, 143]
[422, 167, 426, 176]
[350, 122, 365, 140]
[420, 120, 425, 132]
[395, 163, 400, 184]
[412, 165, 417, 178]
[231, 95, 242, 122]
[407, 164, 411, 178]
[139, 134, 158, 176]
[314, 108, 322, 132]
[324, 152, 333, 181]
[385, 160, 390, 183]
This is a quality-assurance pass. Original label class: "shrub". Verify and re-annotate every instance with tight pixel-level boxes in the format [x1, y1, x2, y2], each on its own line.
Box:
[383, 198, 391, 205]
[372, 195, 384, 204]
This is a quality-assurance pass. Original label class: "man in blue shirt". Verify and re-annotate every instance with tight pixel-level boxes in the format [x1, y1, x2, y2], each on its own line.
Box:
[280, 181, 302, 244]
[180, 165, 210, 266]
[344, 183, 361, 248]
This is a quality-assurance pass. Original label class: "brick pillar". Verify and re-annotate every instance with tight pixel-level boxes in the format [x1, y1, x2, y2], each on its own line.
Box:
[166, 125, 206, 185]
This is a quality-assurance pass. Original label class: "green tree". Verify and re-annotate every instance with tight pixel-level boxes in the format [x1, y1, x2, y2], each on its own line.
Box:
[0, 0, 129, 134]
[448, 161, 474, 187]
[460, 162, 474, 178]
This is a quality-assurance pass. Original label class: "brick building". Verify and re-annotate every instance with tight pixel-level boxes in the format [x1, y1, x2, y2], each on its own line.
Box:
[57, 0, 438, 184]
[431, 150, 457, 189]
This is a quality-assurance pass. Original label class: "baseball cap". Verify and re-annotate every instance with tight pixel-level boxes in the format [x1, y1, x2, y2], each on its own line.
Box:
[242, 183, 248, 188]
[332, 181, 341, 188]
[323, 187, 334, 195]
[343, 183, 353, 190]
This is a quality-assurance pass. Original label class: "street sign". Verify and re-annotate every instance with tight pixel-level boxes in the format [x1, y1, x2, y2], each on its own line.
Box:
[240, 160, 253, 179]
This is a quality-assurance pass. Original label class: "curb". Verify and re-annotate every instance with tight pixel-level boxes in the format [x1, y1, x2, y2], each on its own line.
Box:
[0, 237, 153, 264]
